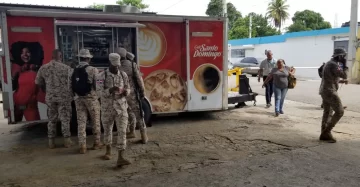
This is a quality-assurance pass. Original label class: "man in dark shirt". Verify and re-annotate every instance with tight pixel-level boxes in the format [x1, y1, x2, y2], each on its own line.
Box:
[319, 48, 348, 143]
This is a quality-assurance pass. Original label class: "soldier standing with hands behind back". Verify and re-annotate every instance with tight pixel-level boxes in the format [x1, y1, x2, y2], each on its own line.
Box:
[99, 53, 132, 167]
[319, 48, 348, 143]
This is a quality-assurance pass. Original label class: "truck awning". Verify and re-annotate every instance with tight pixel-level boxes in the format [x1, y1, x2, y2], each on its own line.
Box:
[5, 8, 224, 23]
[55, 20, 145, 28]
[6, 9, 185, 22]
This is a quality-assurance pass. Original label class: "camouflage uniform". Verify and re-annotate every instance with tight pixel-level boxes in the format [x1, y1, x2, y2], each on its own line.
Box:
[74, 61, 101, 149]
[319, 56, 347, 142]
[121, 59, 146, 132]
[98, 69, 130, 150]
[35, 60, 73, 139]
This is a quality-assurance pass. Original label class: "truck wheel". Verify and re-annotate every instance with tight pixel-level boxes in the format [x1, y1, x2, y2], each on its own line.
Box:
[142, 99, 152, 127]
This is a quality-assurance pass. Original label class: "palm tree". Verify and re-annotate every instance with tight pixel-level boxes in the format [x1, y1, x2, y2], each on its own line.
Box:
[266, 0, 290, 32]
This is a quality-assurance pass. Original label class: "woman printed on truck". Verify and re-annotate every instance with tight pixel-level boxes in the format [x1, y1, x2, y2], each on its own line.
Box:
[262, 59, 295, 117]
[10, 41, 44, 122]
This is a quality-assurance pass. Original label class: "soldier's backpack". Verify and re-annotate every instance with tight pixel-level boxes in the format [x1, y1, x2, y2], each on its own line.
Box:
[72, 65, 92, 96]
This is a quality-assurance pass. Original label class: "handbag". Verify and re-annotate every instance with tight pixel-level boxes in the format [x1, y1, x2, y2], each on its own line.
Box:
[288, 74, 296, 89]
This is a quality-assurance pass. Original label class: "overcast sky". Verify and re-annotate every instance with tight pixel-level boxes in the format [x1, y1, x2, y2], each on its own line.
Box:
[0, 0, 356, 28]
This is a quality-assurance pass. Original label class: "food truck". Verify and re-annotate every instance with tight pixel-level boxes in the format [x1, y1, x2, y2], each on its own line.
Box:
[0, 3, 257, 126]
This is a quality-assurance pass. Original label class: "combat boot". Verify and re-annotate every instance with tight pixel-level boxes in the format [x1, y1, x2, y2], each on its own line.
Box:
[103, 145, 112, 160]
[319, 131, 337, 143]
[92, 140, 103, 150]
[126, 130, 136, 139]
[116, 150, 131, 167]
[79, 145, 87, 154]
[140, 129, 148, 144]
[48, 138, 55, 149]
[64, 137, 73, 148]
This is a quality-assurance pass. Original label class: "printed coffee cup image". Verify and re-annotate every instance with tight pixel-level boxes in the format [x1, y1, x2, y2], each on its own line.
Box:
[144, 69, 187, 112]
[193, 63, 221, 94]
[138, 23, 167, 67]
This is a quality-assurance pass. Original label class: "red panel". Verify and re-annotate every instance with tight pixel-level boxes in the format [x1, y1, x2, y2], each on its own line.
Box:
[189, 21, 223, 79]
[6, 16, 54, 122]
[139, 22, 186, 80]
[138, 22, 187, 112]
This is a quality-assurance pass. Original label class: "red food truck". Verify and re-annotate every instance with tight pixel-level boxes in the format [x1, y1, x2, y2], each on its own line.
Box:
[0, 3, 256, 126]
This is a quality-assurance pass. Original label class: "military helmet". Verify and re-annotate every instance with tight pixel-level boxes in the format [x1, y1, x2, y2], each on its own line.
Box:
[332, 48, 347, 57]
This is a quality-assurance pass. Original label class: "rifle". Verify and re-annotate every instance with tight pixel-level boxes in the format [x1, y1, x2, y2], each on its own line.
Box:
[131, 60, 144, 118]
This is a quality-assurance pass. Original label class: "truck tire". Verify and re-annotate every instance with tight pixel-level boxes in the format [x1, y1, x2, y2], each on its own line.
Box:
[142, 99, 152, 127]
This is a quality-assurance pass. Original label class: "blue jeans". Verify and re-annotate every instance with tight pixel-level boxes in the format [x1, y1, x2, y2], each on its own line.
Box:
[263, 76, 273, 104]
[273, 85, 288, 113]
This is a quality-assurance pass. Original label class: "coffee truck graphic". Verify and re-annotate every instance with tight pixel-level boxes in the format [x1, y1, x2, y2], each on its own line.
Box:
[0, 3, 257, 125]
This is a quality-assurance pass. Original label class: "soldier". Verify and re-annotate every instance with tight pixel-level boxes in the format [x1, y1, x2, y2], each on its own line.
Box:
[319, 48, 348, 143]
[116, 48, 148, 144]
[98, 53, 131, 167]
[72, 49, 102, 154]
[35, 49, 74, 148]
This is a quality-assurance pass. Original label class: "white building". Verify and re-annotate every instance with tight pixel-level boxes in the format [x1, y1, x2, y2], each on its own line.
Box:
[228, 27, 350, 80]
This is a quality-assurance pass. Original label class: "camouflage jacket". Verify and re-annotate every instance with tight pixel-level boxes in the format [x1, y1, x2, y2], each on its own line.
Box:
[319, 59, 348, 95]
[96, 69, 130, 115]
[121, 59, 145, 98]
[35, 60, 73, 103]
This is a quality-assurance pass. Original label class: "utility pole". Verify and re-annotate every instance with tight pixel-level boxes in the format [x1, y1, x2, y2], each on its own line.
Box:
[347, 0, 358, 83]
[249, 14, 252, 38]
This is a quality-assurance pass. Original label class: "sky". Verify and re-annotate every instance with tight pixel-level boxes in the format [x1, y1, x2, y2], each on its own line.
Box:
[0, 0, 357, 28]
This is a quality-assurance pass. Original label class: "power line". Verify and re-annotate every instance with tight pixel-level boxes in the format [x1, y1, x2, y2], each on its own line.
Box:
[158, 0, 186, 13]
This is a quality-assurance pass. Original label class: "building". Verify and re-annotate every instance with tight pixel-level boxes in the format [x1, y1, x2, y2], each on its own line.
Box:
[228, 27, 351, 79]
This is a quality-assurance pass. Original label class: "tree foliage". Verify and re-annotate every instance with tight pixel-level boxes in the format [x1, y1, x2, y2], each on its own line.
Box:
[229, 13, 280, 39]
[205, 0, 241, 29]
[116, 0, 149, 10]
[88, 0, 149, 10]
[286, 10, 332, 33]
[87, 3, 104, 9]
[266, 0, 290, 31]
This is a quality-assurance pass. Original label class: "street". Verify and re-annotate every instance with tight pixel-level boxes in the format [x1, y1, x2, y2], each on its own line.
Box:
[1, 80, 360, 186]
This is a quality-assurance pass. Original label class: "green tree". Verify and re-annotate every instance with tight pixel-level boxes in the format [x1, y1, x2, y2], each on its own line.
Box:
[229, 13, 280, 39]
[87, 3, 105, 9]
[205, 0, 242, 29]
[286, 10, 332, 33]
[116, 0, 149, 10]
[266, 0, 290, 31]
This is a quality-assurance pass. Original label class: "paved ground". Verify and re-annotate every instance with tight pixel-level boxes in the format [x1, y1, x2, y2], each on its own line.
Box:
[1, 93, 360, 187]
[249, 77, 360, 112]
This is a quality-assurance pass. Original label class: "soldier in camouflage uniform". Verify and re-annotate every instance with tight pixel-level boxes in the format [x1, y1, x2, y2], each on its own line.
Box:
[319, 48, 348, 143]
[97, 53, 131, 167]
[35, 49, 74, 149]
[116, 48, 148, 144]
[73, 49, 102, 154]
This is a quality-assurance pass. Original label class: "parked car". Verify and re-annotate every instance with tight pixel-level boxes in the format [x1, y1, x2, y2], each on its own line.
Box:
[232, 57, 263, 77]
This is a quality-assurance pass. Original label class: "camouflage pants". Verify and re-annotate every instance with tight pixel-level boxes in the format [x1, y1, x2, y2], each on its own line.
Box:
[321, 91, 344, 132]
[47, 101, 72, 138]
[127, 94, 146, 132]
[75, 98, 101, 146]
[102, 108, 128, 150]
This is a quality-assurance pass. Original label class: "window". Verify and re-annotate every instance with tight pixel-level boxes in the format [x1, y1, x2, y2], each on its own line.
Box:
[57, 25, 136, 67]
[231, 49, 245, 58]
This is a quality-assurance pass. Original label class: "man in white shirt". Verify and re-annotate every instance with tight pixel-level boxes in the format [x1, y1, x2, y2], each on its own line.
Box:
[258, 50, 276, 107]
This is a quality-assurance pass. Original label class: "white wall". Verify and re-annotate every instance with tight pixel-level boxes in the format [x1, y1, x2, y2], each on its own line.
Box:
[232, 33, 348, 80]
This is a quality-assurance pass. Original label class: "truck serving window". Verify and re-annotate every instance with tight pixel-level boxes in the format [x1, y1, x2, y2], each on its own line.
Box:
[56, 22, 138, 68]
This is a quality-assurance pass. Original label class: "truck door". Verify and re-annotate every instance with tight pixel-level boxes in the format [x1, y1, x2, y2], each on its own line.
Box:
[186, 20, 224, 111]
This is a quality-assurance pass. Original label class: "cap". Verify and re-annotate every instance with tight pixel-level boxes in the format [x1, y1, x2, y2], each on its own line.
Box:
[109, 53, 121, 66]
